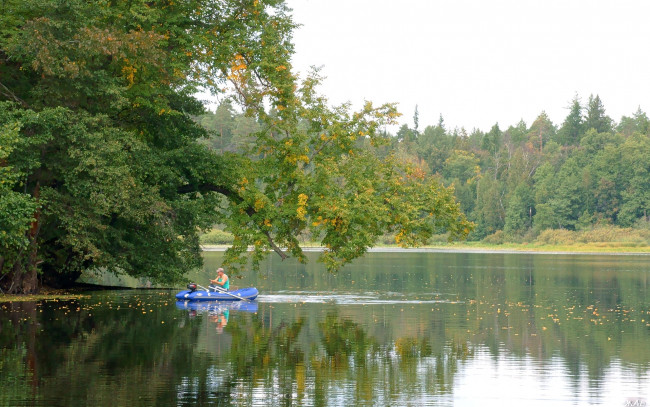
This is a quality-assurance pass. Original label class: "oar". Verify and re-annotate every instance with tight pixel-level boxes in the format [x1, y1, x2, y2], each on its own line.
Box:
[198, 283, 251, 302]
[213, 286, 254, 302]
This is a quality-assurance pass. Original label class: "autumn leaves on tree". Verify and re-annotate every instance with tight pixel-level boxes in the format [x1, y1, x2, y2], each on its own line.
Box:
[0, 0, 470, 293]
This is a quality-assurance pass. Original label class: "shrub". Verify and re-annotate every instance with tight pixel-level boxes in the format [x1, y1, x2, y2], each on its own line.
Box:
[579, 227, 625, 243]
[535, 229, 576, 245]
[200, 229, 234, 245]
[428, 233, 450, 244]
[578, 226, 649, 245]
[535, 226, 650, 246]
[520, 229, 539, 244]
[482, 230, 506, 245]
[633, 218, 650, 231]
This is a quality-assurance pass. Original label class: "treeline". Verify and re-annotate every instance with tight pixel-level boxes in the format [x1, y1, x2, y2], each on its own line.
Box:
[199, 95, 650, 241]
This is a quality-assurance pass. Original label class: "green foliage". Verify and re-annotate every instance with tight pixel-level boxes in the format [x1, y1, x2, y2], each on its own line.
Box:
[443, 150, 480, 184]
[504, 183, 533, 234]
[526, 112, 556, 152]
[349, 93, 650, 243]
[211, 72, 472, 272]
[1, 1, 474, 291]
[0, 119, 38, 257]
[556, 95, 583, 146]
[617, 107, 650, 137]
[0, 0, 297, 289]
[585, 94, 613, 134]
[617, 133, 650, 226]
[481, 123, 502, 154]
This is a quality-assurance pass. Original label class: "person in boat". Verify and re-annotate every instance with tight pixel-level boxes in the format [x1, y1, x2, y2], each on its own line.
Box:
[209, 268, 229, 291]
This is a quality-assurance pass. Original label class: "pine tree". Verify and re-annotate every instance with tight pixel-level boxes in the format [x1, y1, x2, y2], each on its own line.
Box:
[557, 95, 583, 146]
[585, 94, 612, 134]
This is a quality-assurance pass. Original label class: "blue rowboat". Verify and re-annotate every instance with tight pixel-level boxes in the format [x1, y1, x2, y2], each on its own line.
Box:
[175, 286, 258, 301]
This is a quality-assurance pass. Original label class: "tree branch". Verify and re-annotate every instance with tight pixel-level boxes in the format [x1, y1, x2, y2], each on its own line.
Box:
[263, 230, 288, 260]
[177, 182, 230, 195]
[0, 81, 29, 108]
[178, 181, 290, 260]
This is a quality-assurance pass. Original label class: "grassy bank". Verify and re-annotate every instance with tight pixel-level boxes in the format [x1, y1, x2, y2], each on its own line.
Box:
[202, 241, 650, 254]
[425, 241, 650, 254]
[389, 226, 650, 253]
[201, 225, 650, 254]
[448, 226, 650, 253]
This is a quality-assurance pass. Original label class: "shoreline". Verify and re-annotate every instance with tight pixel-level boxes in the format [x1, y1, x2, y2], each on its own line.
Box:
[200, 244, 650, 256]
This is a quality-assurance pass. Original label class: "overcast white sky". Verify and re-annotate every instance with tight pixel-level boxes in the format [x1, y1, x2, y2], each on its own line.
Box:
[285, 0, 650, 132]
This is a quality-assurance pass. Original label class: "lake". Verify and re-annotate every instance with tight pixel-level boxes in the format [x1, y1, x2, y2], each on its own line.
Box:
[1, 251, 649, 406]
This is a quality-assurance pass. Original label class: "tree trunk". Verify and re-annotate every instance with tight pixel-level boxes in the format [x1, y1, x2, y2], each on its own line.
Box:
[24, 182, 42, 293]
[3, 253, 39, 294]
[23, 246, 39, 294]
[19, 182, 42, 294]
[8, 261, 25, 294]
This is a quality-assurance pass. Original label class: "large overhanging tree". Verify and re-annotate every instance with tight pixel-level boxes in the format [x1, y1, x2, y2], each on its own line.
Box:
[0, 0, 471, 294]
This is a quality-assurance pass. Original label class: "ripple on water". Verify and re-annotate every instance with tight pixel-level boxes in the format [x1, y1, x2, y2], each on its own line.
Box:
[257, 290, 463, 305]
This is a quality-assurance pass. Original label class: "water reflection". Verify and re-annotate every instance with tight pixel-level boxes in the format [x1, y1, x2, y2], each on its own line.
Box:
[1, 252, 649, 406]
[176, 300, 258, 334]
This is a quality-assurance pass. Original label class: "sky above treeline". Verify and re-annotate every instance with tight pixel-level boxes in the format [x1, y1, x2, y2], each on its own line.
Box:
[285, 0, 650, 132]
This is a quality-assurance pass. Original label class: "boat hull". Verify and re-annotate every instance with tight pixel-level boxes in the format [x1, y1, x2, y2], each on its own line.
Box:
[175, 287, 258, 301]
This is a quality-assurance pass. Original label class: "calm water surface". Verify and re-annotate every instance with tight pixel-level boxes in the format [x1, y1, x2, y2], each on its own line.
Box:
[1, 251, 649, 406]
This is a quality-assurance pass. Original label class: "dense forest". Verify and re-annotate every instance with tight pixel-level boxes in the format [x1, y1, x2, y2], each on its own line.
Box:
[198, 94, 650, 242]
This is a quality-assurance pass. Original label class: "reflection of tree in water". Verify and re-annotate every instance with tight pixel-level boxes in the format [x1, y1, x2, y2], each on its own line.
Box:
[191, 314, 307, 404]
[3, 281, 650, 406]
[311, 312, 472, 404]
[0, 297, 206, 406]
[191, 258, 650, 403]
[0, 302, 40, 406]
[176, 309, 473, 405]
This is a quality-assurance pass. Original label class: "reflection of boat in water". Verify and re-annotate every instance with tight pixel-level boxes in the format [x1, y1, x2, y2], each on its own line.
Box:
[175, 300, 258, 314]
